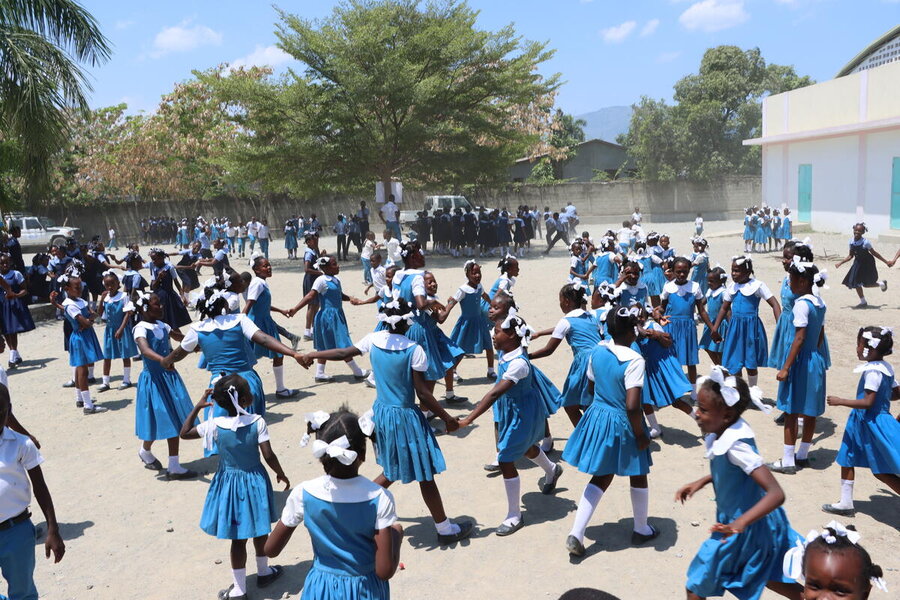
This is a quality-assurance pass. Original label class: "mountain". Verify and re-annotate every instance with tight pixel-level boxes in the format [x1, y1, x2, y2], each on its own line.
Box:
[575, 105, 633, 144]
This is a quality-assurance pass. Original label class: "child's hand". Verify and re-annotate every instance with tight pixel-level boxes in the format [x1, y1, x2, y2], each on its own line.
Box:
[834, 262, 842, 269]
[675, 481, 700, 504]
[443, 416, 460, 433]
[114, 329, 123, 340]
[826, 395, 843, 407]
[276, 473, 290, 491]
[776, 368, 789, 382]
[635, 433, 650, 451]
[349, 297, 361, 306]
[45, 528, 65, 563]
[295, 353, 313, 368]
[4, 291, 15, 299]
[196, 389, 213, 408]
[710, 522, 744, 539]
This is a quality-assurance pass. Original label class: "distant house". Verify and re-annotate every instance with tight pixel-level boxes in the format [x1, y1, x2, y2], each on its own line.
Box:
[509, 139, 634, 183]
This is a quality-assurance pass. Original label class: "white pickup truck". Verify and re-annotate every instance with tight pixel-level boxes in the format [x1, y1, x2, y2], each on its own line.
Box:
[399, 195, 477, 227]
[5, 214, 81, 251]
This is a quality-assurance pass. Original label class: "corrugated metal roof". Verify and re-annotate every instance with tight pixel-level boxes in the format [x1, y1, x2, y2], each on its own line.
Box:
[836, 24, 900, 78]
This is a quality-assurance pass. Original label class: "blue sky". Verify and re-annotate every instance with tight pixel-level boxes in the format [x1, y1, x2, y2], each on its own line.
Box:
[82, 0, 900, 116]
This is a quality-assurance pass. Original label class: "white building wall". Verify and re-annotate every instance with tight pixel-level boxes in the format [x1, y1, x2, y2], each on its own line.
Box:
[864, 130, 900, 233]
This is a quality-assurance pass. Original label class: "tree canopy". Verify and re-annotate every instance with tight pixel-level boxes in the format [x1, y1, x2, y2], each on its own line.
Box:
[620, 45, 813, 181]
[203, 0, 560, 197]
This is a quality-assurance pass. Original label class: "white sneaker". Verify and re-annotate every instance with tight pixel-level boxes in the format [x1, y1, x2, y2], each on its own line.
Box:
[854, 299, 868, 309]
[314, 374, 334, 383]
[648, 427, 662, 439]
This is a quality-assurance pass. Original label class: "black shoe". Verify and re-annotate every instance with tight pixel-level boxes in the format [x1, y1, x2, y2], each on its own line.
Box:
[631, 525, 660, 545]
[87, 377, 97, 385]
[217, 585, 247, 600]
[256, 565, 283, 588]
[541, 464, 564, 495]
[483, 462, 500, 472]
[117, 382, 133, 391]
[496, 518, 524, 537]
[141, 455, 163, 471]
[437, 520, 474, 545]
[566, 534, 586, 557]
[796, 458, 810, 469]
[165, 469, 199, 480]
[774, 412, 786, 425]
[822, 503, 855, 517]
[442, 393, 468, 404]
[767, 460, 797, 475]
[63, 380, 76, 388]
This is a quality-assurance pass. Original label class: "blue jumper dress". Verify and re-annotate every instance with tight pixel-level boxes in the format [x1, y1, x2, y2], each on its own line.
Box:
[553, 310, 601, 408]
[721, 280, 771, 375]
[836, 361, 900, 474]
[133, 320, 193, 441]
[775, 295, 827, 417]
[449, 284, 492, 354]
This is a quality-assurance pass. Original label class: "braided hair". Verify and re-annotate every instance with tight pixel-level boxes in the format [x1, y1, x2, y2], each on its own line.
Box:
[560, 282, 588, 309]
[195, 275, 231, 319]
[857, 326, 893, 358]
[802, 524, 883, 595]
[314, 407, 369, 478]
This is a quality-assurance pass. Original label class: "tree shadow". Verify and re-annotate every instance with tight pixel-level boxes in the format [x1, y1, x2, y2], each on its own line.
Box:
[402, 514, 479, 551]
[809, 416, 837, 445]
[805, 447, 837, 471]
[98, 397, 133, 412]
[851, 492, 900, 531]
[573, 516, 677, 561]
[34, 520, 94, 545]
[260, 410, 291, 426]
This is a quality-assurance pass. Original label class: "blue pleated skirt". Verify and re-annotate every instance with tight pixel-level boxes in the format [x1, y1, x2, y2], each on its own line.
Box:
[776, 350, 826, 417]
[200, 465, 276, 539]
[314, 307, 354, 352]
[449, 314, 491, 354]
[0, 297, 35, 334]
[405, 321, 455, 382]
[767, 312, 794, 369]
[135, 368, 194, 441]
[699, 319, 728, 353]
[69, 328, 104, 367]
[560, 351, 593, 407]
[642, 351, 693, 408]
[374, 403, 446, 483]
[301, 567, 389, 600]
[104, 323, 138, 360]
[664, 316, 699, 366]
[495, 391, 547, 462]
[722, 315, 768, 374]
[836, 410, 900, 473]
[562, 403, 651, 477]
[253, 314, 283, 360]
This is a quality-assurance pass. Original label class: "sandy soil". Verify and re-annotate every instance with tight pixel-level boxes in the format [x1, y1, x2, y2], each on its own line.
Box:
[15, 219, 900, 600]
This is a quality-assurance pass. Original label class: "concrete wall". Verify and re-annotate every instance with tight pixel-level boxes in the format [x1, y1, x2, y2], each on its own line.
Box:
[45, 177, 761, 244]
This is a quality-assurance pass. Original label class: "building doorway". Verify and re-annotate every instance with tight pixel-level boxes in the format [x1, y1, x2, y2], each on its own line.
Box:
[798, 164, 812, 223]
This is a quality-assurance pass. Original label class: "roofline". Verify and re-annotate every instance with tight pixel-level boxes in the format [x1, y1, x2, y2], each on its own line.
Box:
[514, 138, 625, 164]
[836, 24, 900, 78]
[743, 114, 900, 146]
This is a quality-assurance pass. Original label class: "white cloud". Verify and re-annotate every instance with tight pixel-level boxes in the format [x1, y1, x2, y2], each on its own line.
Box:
[230, 45, 293, 70]
[679, 0, 748, 32]
[150, 20, 223, 58]
[641, 19, 660, 37]
[657, 51, 682, 63]
[599, 20, 637, 44]
[115, 19, 135, 31]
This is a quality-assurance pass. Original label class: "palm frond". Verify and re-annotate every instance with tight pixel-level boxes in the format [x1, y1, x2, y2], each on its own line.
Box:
[0, 0, 110, 65]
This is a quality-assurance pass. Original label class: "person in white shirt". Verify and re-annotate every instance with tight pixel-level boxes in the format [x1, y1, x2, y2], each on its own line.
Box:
[246, 218, 260, 252]
[616, 221, 634, 253]
[360, 231, 381, 285]
[631, 207, 642, 225]
[107, 227, 118, 250]
[257, 219, 270, 259]
[226, 222, 238, 255]
[695, 213, 704, 236]
[383, 230, 401, 266]
[380, 195, 401, 239]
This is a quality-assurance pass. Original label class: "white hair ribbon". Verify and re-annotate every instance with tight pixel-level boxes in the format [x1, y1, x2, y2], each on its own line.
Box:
[300, 411, 331, 447]
[782, 522, 885, 591]
[102, 270, 118, 279]
[463, 259, 478, 270]
[314, 256, 330, 269]
[880, 326, 893, 337]
[697, 366, 771, 414]
[311, 435, 358, 466]
[712, 263, 728, 281]
[500, 314, 534, 347]
[790, 255, 816, 273]
[732, 254, 752, 267]
[862, 331, 881, 350]
[358, 409, 375, 437]
[133, 290, 151, 309]
[615, 305, 641, 319]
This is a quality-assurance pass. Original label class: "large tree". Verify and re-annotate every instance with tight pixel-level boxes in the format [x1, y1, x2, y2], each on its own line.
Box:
[205, 0, 559, 197]
[620, 46, 812, 181]
[0, 0, 110, 207]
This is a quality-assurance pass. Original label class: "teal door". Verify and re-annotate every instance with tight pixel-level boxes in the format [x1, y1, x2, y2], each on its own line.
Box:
[798, 164, 812, 223]
[892, 157, 900, 230]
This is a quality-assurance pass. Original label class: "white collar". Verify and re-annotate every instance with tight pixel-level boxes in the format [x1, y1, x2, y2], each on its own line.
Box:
[599, 339, 642, 362]
[135, 320, 168, 338]
[370, 330, 417, 350]
[302, 475, 385, 502]
[564, 309, 586, 318]
[728, 278, 763, 296]
[213, 415, 260, 430]
[459, 283, 480, 294]
[62, 296, 85, 307]
[393, 269, 423, 284]
[192, 313, 247, 332]
[618, 282, 646, 292]
[499, 347, 524, 363]
[796, 293, 824, 308]
[704, 418, 755, 458]
[707, 287, 725, 299]
[853, 361, 893, 378]
[663, 280, 696, 295]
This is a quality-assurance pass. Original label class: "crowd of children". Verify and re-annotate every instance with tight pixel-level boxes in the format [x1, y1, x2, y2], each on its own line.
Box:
[2, 204, 899, 600]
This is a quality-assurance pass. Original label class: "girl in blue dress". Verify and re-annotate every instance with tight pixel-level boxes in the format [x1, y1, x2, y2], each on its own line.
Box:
[689, 237, 710, 294]
[568, 241, 592, 285]
[699, 267, 729, 366]
[459, 314, 563, 536]
[121, 251, 148, 294]
[96, 272, 137, 392]
[266, 409, 404, 600]
[563, 307, 657, 557]
[421, 272, 467, 403]
[244, 257, 298, 398]
[290, 256, 368, 383]
[131, 291, 197, 480]
[631, 241, 662, 307]
[0, 254, 35, 367]
[283, 220, 298, 260]
[297, 297, 475, 546]
[769, 241, 807, 372]
[743, 209, 755, 254]
[489, 254, 518, 299]
[147, 248, 192, 330]
[753, 212, 768, 253]
[442, 261, 496, 379]
[659, 234, 676, 261]
[643, 232, 666, 302]
[590, 236, 621, 298]
[301, 232, 324, 340]
[529, 283, 599, 426]
[616, 260, 648, 308]
[55, 272, 107, 414]
[635, 308, 695, 439]
[822, 327, 900, 517]
[711, 256, 781, 389]
[660, 256, 716, 387]
[771, 209, 782, 251]
[180, 374, 289, 600]
[779, 208, 792, 242]
[834, 223, 890, 309]
[769, 259, 827, 475]
[678, 367, 802, 600]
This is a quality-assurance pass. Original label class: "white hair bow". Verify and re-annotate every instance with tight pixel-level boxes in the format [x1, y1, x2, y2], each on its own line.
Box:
[102, 270, 118, 279]
[732, 254, 752, 266]
[464, 259, 478, 270]
[697, 366, 771, 414]
[357, 409, 375, 437]
[861, 330, 882, 350]
[202, 384, 252, 452]
[790, 255, 816, 272]
[615, 305, 641, 319]
[314, 256, 330, 269]
[133, 290, 151, 309]
[311, 435, 358, 466]
[300, 411, 331, 447]
[500, 314, 534, 347]
[783, 522, 886, 591]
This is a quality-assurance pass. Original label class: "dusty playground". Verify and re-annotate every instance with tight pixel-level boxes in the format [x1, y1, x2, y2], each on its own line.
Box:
[15, 218, 900, 600]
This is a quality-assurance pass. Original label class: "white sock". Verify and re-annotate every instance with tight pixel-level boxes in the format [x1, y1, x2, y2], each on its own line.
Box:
[645, 411, 659, 430]
[445, 389, 455, 399]
[782, 444, 796, 468]
[315, 362, 325, 377]
[435, 518, 460, 536]
[88, 365, 95, 378]
[796, 441, 811, 460]
[81, 389, 94, 409]
[255, 556, 271, 577]
[503, 476, 522, 525]
[72, 367, 77, 380]
[346, 359, 364, 376]
[748, 374, 758, 387]
[273, 365, 285, 390]
[529, 448, 556, 479]
[540, 435, 553, 452]
[9, 349, 19, 360]
[123, 367, 131, 384]
[366, 372, 376, 386]
[102, 375, 110, 385]
[167, 456, 186, 474]
[837, 479, 855, 509]
[569, 483, 603, 542]
[139, 447, 156, 464]
[630, 487, 653, 535]
[230, 569, 246, 597]
[487, 367, 496, 376]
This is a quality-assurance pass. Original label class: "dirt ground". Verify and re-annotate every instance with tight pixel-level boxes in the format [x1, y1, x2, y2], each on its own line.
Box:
[16, 218, 900, 600]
